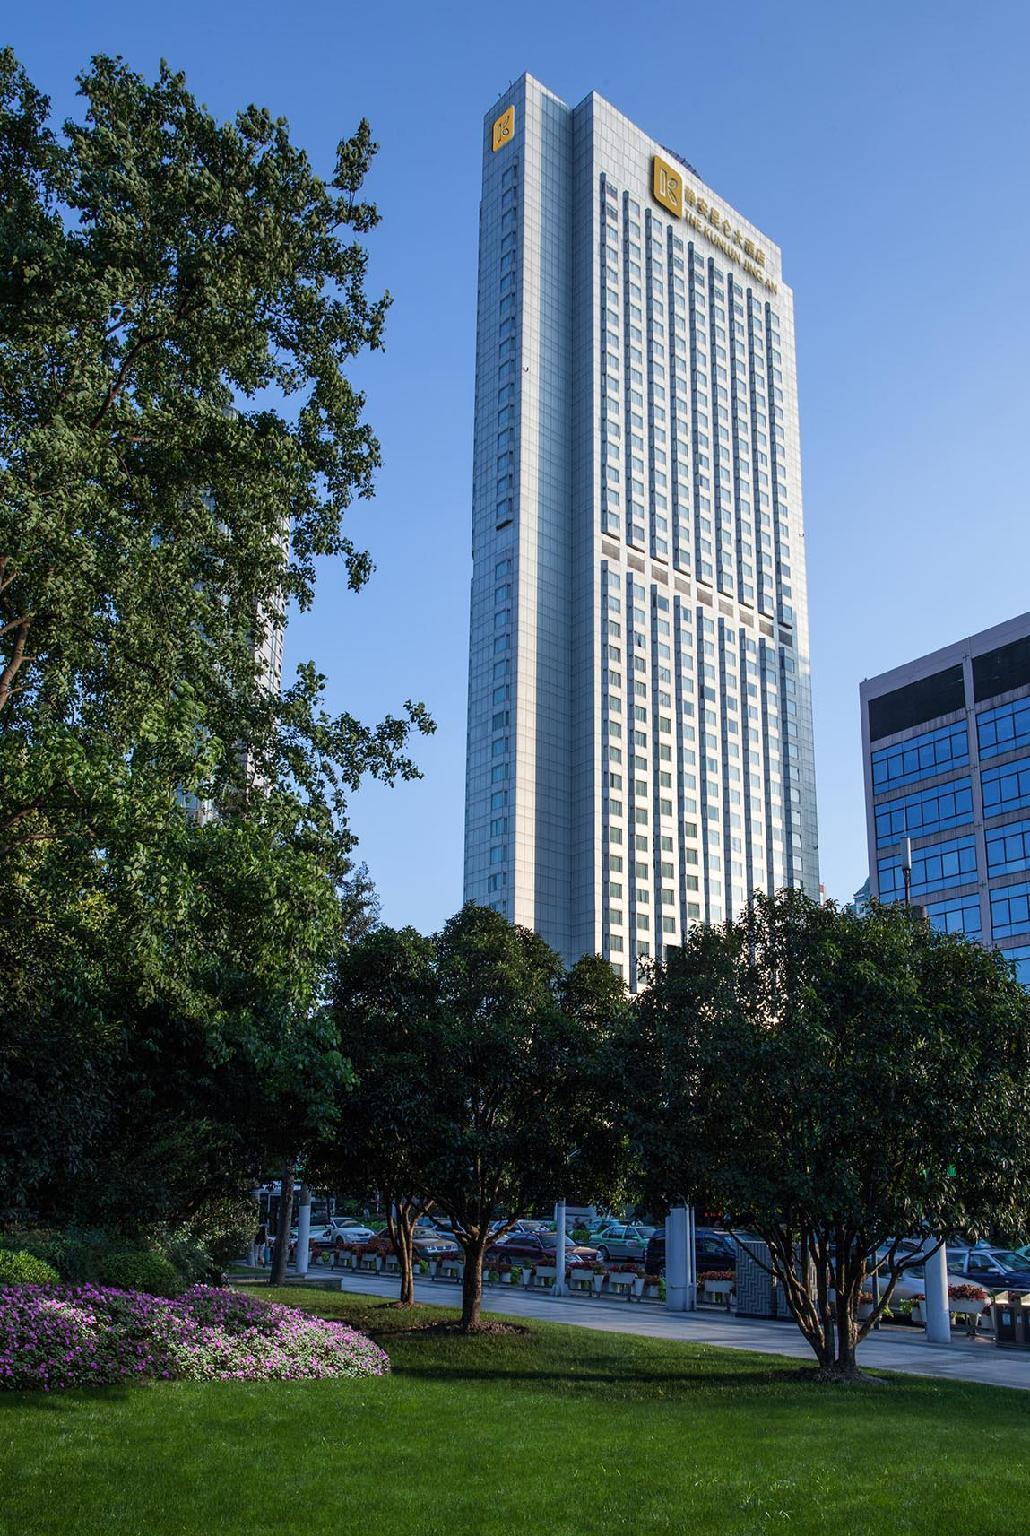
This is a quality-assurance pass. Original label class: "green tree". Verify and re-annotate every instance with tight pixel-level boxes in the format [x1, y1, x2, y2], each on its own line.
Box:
[313, 926, 440, 1304]
[421, 906, 627, 1331]
[629, 891, 1030, 1380]
[0, 50, 431, 1230]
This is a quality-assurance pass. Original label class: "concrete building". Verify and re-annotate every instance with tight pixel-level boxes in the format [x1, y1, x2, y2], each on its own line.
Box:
[463, 76, 819, 983]
[860, 612, 1030, 985]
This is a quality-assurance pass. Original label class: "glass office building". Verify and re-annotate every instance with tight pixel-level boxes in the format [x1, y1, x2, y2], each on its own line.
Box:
[861, 613, 1030, 985]
[464, 76, 820, 983]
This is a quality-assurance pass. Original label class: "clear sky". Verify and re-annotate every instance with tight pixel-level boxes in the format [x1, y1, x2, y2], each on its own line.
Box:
[9, 1, 1030, 930]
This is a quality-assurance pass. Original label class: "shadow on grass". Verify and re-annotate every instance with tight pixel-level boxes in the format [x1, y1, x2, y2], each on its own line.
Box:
[0, 1382, 136, 1412]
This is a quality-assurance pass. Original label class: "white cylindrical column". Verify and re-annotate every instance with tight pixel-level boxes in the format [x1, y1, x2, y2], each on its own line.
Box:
[685, 1205, 697, 1311]
[295, 1186, 311, 1278]
[553, 1200, 567, 1297]
[923, 1240, 950, 1344]
[666, 1205, 688, 1310]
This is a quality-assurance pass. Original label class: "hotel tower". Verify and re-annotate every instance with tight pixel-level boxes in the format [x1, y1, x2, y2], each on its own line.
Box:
[464, 76, 819, 983]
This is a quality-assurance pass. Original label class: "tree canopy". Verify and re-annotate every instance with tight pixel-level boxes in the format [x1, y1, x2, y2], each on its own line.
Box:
[0, 49, 430, 1233]
[627, 890, 1030, 1377]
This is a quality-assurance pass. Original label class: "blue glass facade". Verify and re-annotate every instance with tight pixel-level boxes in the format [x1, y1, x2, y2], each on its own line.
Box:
[862, 616, 1030, 983]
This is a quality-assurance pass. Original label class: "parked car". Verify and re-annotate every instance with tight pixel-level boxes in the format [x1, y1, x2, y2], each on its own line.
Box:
[411, 1230, 459, 1260]
[485, 1231, 597, 1269]
[320, 1218, 376, 1245]
[949, 1247, 1030, 1293]
[589, 1222, 654, 1262]
[644, 1227, 737, 1279]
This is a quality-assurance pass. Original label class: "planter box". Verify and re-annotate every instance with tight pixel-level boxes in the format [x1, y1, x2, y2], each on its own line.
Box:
[533, 1266, 557, 1289]
[950, 1298, 986, 1317]
[591, 1273, 606, 1294]
[703, 1280, 734, 1307]
[569, 1273, 592, 1294]
[608, 1274, 634, 1298]
[384, 1256, 399, 1274]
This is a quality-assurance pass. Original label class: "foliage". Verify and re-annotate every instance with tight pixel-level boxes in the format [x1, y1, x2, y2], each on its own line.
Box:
[316, 909, 629, 1325]
[0, 48, 431, 1231]
[0, 1250, 59, 1286]
[626, 891, 1030, 1377]
[316, 925, 441, 1303]
[0, 1282, 389, 1392]
[93, 1251, 182, 1298]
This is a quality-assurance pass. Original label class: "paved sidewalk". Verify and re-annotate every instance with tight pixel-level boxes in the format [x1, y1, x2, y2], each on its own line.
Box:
[264, 1266, 1030, 1393]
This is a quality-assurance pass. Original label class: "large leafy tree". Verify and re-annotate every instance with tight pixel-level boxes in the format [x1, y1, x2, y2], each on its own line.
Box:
[628, 891, 1030, 1380]
[0, 50, 431, 1228]
[420, 906, 628, 1331]
[314, 926, 441, 1304]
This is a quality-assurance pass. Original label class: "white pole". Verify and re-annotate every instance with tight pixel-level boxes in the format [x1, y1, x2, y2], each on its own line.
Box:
[666, 1206, 688, 1310]
[923, 1240, 950, 1344]
[296, 1185, 311, 1278]
[685, 1205, 697, 1312]
[553, 1199, 567, 1298]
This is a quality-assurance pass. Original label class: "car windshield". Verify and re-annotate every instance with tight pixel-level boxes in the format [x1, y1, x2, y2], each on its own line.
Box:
[989, 1251, 1027, 1270]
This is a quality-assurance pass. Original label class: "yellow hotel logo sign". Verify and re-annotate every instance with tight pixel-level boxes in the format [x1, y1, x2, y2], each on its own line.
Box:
[651, 154, 776, 293]
[492, 106, 515, 152]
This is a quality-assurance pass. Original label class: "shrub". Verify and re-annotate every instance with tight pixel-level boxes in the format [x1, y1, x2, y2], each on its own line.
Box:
[94, 1251, 182, 1297]
[0, 1250, 59, 1286]
[0, 1284, 390, 1392]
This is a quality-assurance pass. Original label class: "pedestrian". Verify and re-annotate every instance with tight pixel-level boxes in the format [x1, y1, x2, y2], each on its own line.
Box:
[255, 1221, 269, 1266]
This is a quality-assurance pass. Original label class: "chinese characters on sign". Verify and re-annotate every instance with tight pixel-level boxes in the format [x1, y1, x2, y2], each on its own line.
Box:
[652, 154, 777, 293]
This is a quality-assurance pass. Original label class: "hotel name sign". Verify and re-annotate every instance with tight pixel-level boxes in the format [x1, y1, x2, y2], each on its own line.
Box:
[652, 155, 777, 294]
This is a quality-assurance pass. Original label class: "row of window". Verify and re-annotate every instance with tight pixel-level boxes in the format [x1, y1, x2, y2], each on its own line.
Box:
[871, 720, 968, 791]
[978, 698, 1030, 760]
[875, 778, 974, 846]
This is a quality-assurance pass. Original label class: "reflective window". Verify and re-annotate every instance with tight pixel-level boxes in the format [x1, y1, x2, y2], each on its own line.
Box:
[874, 779, 974, 847]
[982, 756, 1030, 816]
[991, 883, 1030, 940]
[977, 699, 1030, 759]
[871, 721, 968, 790]
[926, 895, 982, 937]
[878, 834, 977, 901]
[1001, 945, 1030, 988]
[986, 819, 1030, 878]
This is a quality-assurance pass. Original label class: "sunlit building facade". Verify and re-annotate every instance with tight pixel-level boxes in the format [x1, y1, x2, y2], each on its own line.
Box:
[464, 76, 819, 982]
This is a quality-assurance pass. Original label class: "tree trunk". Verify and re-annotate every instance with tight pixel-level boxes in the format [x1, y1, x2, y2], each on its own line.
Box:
[460, 1238, 486, 1331]
[269, 1157, 296, 1286]
[385, 1197, 417, 1306]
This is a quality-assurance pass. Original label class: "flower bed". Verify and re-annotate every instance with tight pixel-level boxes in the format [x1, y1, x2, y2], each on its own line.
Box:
[0, 1283, 390, 1393]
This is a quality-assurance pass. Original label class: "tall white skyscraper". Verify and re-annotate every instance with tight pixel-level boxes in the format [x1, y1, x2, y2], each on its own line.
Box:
[464, 77, 819, 983]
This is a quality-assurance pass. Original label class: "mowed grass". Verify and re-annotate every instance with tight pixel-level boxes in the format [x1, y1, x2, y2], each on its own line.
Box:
[2, 1286, 1029, 1536]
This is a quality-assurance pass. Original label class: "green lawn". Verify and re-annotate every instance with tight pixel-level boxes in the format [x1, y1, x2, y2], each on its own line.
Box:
[2, 1286, 1028, 1536]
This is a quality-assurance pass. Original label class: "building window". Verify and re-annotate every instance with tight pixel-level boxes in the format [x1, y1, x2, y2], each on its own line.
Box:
[991, 884, 1030, 940]
[978, 699, 1030, 759]
[926, 895, 982, 938]
[986, 819, 1030, 878]
[878, 834, 977, 900]
[983, 756, 1030, 816]
[871, 721, 969, 790]
[874, 779, 974, 847]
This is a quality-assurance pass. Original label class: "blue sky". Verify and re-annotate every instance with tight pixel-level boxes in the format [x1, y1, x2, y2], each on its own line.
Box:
[10, 1, 1030, 929]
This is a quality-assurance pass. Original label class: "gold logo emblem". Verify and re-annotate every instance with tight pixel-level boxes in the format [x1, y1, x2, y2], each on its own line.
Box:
[652, 155, 682, 217]
[492, 105, 515, 152]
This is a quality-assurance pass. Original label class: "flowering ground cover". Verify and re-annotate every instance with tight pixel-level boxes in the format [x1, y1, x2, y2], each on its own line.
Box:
[1, 1286, 1029, 1535]
[0, 1283, 389, 1391]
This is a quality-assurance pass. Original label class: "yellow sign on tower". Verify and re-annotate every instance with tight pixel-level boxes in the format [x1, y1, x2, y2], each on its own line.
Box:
[492, 105, 515, 152]
[652, 154, 683, 217]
